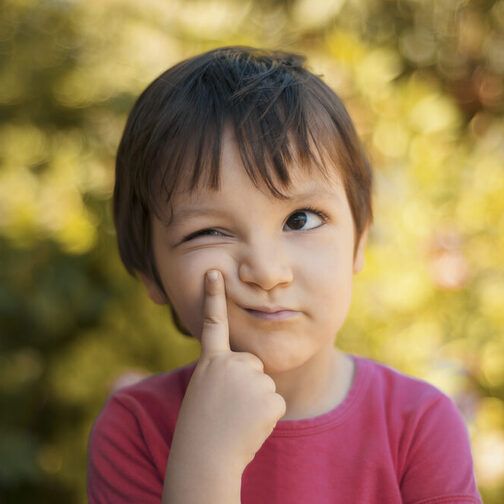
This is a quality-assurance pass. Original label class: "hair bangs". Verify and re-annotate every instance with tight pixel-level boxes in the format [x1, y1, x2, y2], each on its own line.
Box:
[152, 73, 343, 227]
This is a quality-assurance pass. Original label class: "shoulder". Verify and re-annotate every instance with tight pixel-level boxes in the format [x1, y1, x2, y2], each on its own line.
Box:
[354, 354, 454, 421]
[352, 355, 481, 501]
[89, 358, 197, 440]
[107, 360, 198, 413]
[91, 359, 198, 439]
[87, 361, 198, 503]
[352, 355, 472, 468]
[89, 360, 198, 460]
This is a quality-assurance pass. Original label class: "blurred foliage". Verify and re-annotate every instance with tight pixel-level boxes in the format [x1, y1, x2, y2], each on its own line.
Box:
[0, 0, 503, 502]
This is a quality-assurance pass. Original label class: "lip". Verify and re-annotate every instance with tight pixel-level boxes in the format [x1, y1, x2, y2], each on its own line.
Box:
[241, 306, 300, 321]
[245, 305, 293, 313]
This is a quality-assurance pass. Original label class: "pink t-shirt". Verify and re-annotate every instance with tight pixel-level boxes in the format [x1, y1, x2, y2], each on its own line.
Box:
[87, 354, 482, 503]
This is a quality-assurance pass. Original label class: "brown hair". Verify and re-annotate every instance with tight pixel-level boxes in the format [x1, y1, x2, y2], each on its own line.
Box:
[113, 46, 373, 335]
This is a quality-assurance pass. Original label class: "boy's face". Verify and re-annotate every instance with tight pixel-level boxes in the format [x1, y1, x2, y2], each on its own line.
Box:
[142, 131, 367, 375]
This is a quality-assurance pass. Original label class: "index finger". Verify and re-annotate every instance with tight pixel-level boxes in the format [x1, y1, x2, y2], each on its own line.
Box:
[200, 270, 231, 356]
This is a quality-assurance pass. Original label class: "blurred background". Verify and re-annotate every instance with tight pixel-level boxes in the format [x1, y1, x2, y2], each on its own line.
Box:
[0, 0, 503, 502]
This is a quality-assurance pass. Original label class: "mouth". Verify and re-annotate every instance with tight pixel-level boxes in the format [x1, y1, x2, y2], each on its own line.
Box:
[241, 307, 300, 321]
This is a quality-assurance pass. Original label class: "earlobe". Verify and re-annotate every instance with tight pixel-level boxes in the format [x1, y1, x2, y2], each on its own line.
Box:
[137, 271, 168, 305]
[353, 227, 369, 274]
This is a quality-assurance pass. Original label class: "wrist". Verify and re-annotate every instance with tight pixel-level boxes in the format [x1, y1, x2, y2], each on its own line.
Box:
[163, 449, 243, 504]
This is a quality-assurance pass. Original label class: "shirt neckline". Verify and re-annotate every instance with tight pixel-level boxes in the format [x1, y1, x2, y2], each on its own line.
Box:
[269, 353, 370, 437]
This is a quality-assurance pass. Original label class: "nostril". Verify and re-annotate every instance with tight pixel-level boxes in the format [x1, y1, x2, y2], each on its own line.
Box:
[238, 261, 294, 291]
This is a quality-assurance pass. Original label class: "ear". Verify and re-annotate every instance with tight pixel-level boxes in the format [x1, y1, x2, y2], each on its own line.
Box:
[353, 226, 369, 274]
[137, 271, 168, 305]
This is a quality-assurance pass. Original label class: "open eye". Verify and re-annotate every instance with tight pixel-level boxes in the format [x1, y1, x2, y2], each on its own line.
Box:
[284, 207, 327, 231]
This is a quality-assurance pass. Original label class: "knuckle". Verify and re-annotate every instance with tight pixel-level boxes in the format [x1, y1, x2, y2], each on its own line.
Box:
[203, 315, 221, 326]
[262, 393, 286, 421]
[262, 374, 276, 392]
[273, 393, 287, 416]
[235, 352, 263, 370]
[248, 353, 265, 370]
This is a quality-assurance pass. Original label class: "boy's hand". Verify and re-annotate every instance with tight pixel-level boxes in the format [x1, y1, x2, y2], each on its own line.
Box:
[169, 269, 287, 472]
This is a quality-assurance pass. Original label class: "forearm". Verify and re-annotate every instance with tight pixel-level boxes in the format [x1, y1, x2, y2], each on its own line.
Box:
[162, 446, 243, 504]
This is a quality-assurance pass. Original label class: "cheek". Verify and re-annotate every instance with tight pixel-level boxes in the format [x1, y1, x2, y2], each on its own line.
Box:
[305, 242, 354, 309]
[306, 278, 352, 340]
[306, 239, 351, 279]
[163, 249, 232, 337]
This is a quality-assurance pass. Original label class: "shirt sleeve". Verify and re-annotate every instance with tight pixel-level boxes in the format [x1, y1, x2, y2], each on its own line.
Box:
[400, 392, 482, 504]
[87, 395, 164, 504]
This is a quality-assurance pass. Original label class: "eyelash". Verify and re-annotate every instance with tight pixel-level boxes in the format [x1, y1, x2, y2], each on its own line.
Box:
[182, 206, 328, 242]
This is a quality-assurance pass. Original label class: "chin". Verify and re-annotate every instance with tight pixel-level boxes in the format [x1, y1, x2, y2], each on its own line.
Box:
[260, 351, 313, 376]
[230, 331, 320, 374]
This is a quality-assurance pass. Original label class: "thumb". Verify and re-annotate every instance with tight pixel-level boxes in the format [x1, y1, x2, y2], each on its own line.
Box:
[200, 270, 231, 356]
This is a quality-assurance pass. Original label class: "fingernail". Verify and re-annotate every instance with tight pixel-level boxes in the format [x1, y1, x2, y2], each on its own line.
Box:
[207, 270, 219, 282]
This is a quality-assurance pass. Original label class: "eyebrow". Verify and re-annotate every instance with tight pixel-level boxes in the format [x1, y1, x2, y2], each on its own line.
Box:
[168, 208, 234, 225]
[166, 189, 340, 227]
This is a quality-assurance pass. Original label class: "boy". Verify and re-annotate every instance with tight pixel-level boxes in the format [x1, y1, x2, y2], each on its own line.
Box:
[87, 46, 482, 503]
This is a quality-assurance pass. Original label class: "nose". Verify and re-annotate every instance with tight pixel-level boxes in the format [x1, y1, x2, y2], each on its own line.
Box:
[238, 237, 294, 291]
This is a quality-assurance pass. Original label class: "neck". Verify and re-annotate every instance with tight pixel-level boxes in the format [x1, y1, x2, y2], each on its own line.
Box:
[267, 346, 354, 421]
